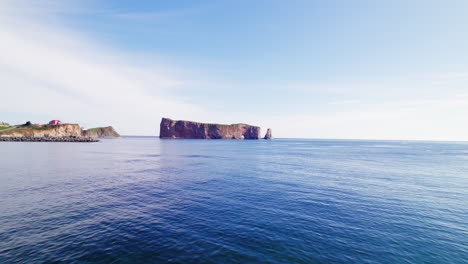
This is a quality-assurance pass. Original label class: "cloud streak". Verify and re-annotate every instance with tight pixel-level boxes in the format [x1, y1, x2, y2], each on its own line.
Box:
[110, 9, 199, 21]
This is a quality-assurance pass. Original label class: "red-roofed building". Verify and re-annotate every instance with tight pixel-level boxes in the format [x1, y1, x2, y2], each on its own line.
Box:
[49, 120, 62, 125]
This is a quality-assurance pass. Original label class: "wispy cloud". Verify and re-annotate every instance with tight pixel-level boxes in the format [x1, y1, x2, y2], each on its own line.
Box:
[328, 100, 360, 105]
[0, 1, 207, 135]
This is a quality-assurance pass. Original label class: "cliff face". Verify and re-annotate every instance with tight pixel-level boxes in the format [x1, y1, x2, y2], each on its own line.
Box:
[160, 118, 261, 139]
[0, 124, 120, 139]
[82, 126, 120, 138]
[0, 124, 82, 137]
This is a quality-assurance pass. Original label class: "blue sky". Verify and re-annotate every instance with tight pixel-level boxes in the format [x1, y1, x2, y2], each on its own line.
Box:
[2, 0, 468, 139]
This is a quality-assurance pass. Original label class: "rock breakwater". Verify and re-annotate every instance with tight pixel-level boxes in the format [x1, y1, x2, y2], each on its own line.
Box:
[0, 136, 99, 142]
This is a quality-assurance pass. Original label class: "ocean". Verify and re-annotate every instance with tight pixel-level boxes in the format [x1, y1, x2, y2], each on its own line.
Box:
[0, 138, 467, 263]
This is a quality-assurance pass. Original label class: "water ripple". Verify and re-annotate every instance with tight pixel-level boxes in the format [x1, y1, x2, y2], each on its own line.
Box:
[0, 138, 467, 263]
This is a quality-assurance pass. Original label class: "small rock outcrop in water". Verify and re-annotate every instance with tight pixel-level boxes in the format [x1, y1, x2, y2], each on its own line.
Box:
[160, 118, 262, 139]
[263, 128, 272, 139]
[82, 126, 120, 138]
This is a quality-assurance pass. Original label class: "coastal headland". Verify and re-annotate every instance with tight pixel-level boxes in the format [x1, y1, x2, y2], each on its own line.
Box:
[160, 117, 272, 139]
[82, 126, 121, 138]
[0, 122, 120, 142]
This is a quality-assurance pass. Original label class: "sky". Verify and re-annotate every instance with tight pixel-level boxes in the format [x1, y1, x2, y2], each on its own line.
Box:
[2, 0, 468, 140]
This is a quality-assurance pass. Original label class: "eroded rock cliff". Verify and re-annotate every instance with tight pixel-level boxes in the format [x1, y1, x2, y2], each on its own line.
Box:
[0, 124, 120, 139]
[160, 118, 261, 139]
[0, 124, 83, 138]
[82, 126, 120, 138]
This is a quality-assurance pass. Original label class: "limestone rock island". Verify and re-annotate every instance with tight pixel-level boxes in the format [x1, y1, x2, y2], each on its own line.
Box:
[160, 117, 267, 139]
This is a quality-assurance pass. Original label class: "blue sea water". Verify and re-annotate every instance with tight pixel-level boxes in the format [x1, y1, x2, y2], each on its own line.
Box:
[0, 138, 467, 264]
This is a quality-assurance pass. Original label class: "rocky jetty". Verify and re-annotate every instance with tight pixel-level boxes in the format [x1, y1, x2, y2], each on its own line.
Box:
[264, 128, 272, 139]
[160, 118, 262, 139]
[0, 136, 98, 142]
[82, 126, 120, 138]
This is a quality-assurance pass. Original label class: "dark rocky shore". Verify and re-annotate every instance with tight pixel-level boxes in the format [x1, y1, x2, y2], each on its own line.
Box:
[0, 136, 99, 142]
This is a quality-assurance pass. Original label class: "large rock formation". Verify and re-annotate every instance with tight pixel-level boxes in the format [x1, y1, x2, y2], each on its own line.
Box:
[82, 126, 120, 138]
[264, 128, 272, 139]
[160, 118, 261, 139]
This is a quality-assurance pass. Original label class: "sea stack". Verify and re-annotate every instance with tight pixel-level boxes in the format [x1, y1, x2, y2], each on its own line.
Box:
[264, 128, 272, 139]
[160, 118, 262, 139]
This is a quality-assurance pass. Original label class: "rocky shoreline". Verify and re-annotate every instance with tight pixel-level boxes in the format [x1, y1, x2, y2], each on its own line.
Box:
[0, 136, 99, 142]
